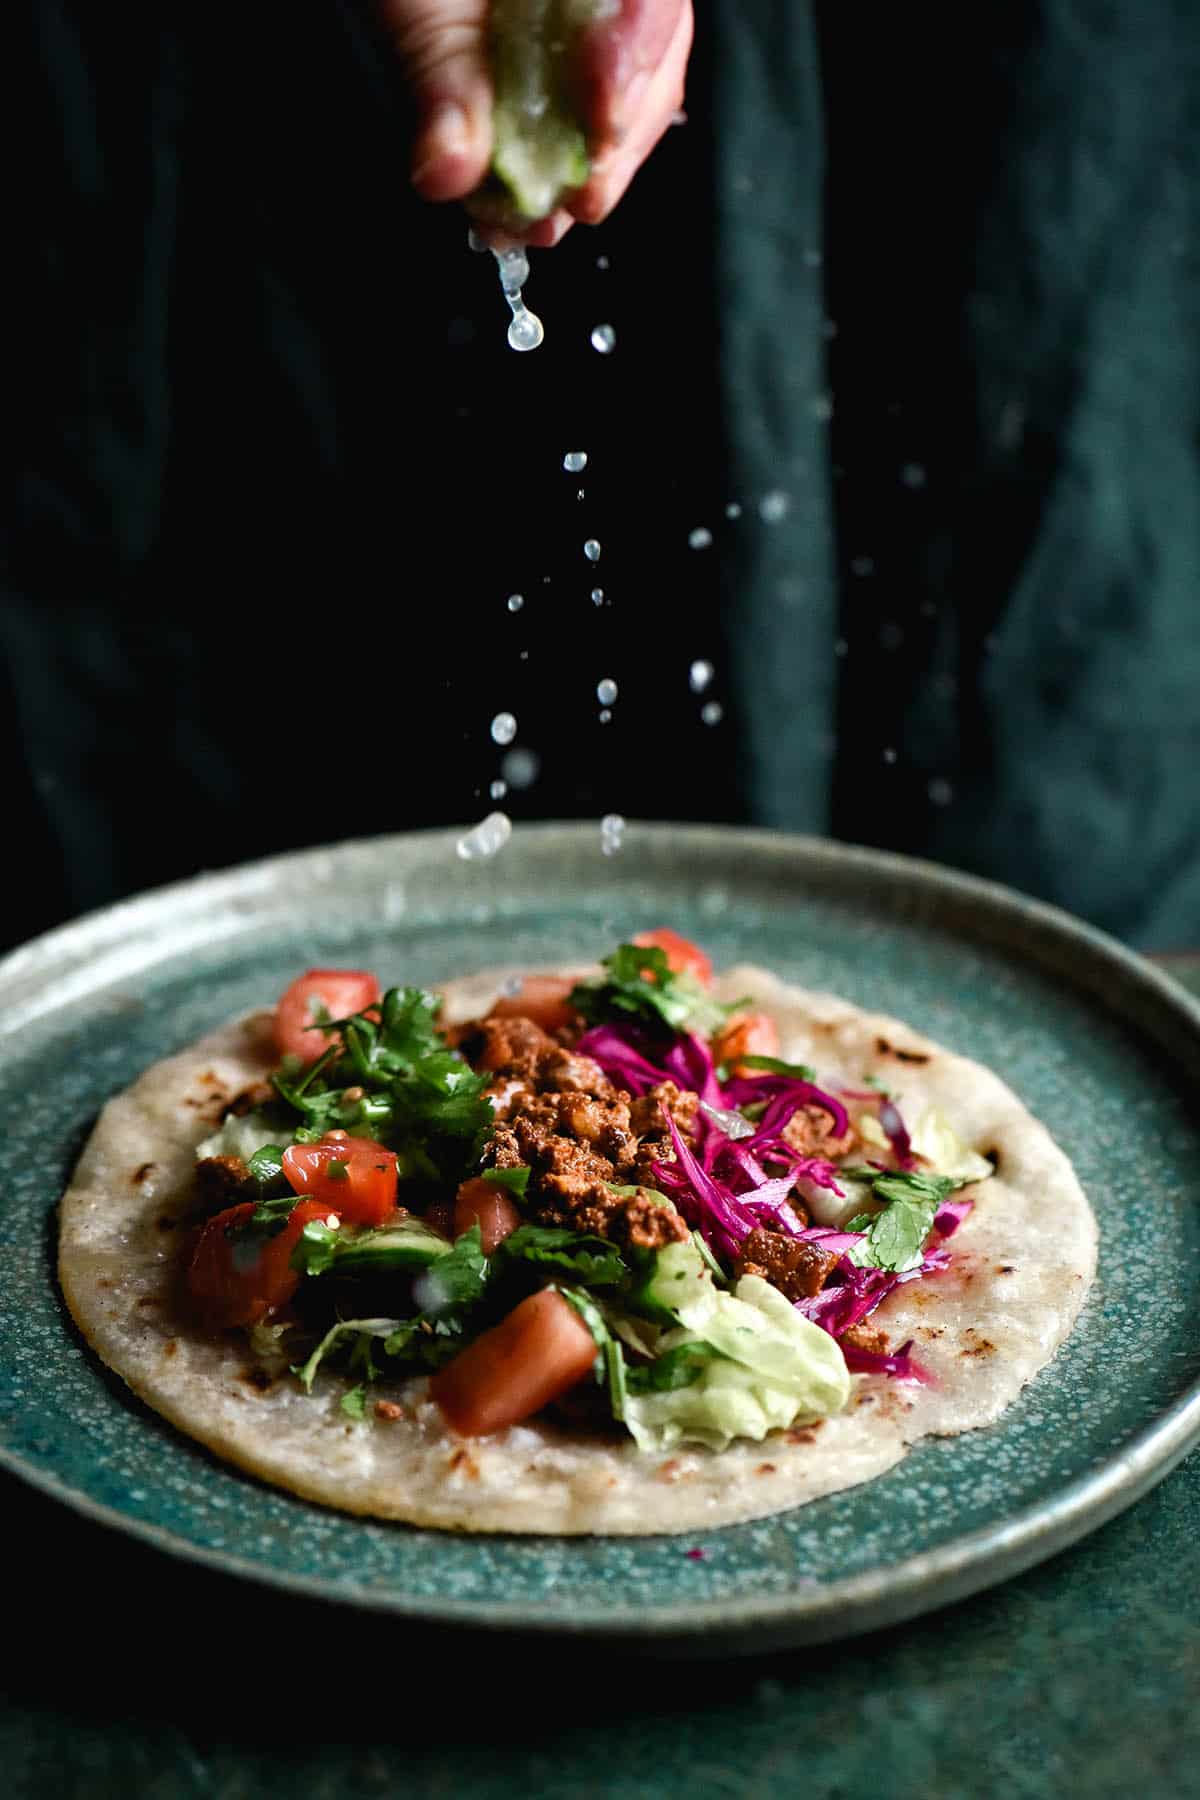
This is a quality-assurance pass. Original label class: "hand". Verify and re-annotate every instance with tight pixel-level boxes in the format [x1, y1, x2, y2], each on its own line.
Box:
[377, 0, 694, 246]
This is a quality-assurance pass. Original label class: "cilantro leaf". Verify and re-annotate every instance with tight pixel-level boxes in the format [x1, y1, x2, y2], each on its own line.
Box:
[735, 1054, 818, 1081]
[568, 944, 731, 1037]
[558, 1286, 627, 1418]
[845, 1169, 960, 1272]
[269, 984, 495, 1183]
[625, 1341, 722, 1395]
[341, 1384, 367, 1420]
[498, 1225, 627, 1286]
[410, 1222, 489, 1312]
[482, 1165, 531, 1199]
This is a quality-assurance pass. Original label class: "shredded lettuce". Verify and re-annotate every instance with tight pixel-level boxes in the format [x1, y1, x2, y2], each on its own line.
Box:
[621, 1274, 850, 1452]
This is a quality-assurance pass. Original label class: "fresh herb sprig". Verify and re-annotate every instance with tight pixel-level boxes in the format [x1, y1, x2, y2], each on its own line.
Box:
[568, 944, 733, 1038]
[271, 986, 495, 1181]
[843, 1168, 962, 1272]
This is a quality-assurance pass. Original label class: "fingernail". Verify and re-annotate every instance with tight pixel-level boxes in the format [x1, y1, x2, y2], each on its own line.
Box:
[413, 100, 471, 182]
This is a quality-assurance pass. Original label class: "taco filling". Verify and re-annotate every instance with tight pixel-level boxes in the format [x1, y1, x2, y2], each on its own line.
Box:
[183, 932, 998, 1453]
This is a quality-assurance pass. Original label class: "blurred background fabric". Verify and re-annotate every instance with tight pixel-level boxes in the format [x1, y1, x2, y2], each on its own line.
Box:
[5, 0, 1199, 953]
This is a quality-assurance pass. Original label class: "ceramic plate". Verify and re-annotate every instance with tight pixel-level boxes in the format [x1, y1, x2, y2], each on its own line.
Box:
[3, 823, 1200, 1653]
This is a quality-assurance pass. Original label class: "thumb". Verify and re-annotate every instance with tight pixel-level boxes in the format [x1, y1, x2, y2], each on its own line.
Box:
[377, 0, 493, 201]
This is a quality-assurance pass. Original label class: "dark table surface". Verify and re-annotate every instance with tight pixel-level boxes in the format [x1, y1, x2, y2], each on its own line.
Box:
[6, 959, 1200, 1799]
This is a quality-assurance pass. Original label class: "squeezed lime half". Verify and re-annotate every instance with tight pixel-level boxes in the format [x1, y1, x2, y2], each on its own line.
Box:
[487, 0, 598, 221]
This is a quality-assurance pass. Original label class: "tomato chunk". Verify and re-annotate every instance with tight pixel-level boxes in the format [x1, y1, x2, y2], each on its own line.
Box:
[632, 929, 712, 986]
[429, 1289, 598, 1436]
[453, 1176, 521, 1254]
[713, 1011, 781, 1073]
[282, 1132, 399, 1226]
[486, 975, 579, 1035]
[274, 968, 380, 1063]
[186, 1199, 334, 1329]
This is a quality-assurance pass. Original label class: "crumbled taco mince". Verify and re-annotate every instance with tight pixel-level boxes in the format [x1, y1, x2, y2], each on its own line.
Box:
[186, 933, 994, 1453]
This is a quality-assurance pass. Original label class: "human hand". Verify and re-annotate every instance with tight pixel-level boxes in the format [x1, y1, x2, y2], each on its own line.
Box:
[377, 0, 694, 246]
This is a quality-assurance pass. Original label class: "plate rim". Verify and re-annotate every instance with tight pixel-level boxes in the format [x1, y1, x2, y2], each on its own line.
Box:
[6, 820, 1200, 1647]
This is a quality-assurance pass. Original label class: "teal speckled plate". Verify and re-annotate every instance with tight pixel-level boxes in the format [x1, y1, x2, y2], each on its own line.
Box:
[3, 823, 1200, 1653]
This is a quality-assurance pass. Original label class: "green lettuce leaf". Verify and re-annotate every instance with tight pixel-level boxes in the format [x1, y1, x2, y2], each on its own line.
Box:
[621, 1274, 850, 1452]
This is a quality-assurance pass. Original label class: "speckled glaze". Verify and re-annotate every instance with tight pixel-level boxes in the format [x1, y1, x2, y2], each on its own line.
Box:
[3, 823, 1199, 1652]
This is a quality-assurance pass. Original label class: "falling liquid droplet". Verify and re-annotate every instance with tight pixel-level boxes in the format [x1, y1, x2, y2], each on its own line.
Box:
[576, 488, 585, 500]
[688, 527, 713, 550]
[596, 678, 618, 706]
[490, 779, 507, 800]
[485, 240, 545, 352]
[689, 659, 714, 693]
[759, 491, 790, 523]
[508, 310, 545, 352]
[456, 812, 512, 860]
[596, 255, 610, 270]
[883, 747, 898, 765]
[835, 637, 849, 658]
[725, 502, 742, 519]
[600, 813, 625, 855]
[590, 324, 616, 353]
[501, 746, 540, 789]
[490, 711, 517, 746]
[506, 594, 524, 613]
[563, 451, 588, 472]
[852, 556, 876, 577]
[701, 701, 724, 726]
[928, 777, 954, 807]
[598, 709, 612, 724]
[584, 540, 601, 562]
[591, 588, 604, 605]
[901, 462, 927, 489]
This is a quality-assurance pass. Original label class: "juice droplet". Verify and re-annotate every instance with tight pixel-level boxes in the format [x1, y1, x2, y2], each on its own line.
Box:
[701, 701, 723, 726]
[487, 240, 545, 352]
[584, 539, 601, 562]
[689, 659, 714, 693]
[928, 777, 954, 806]
[688, 527, 713, 549]
[591, 588, 604, 605]
[596, 255, 610, 270]
[501, 746, 540, 789]
[600, 813, 625, 855]
[596, 678, 618, 705]
[563, 451, 588, 472]
[590, 324, 616, 353]
[490, 779, 508, 800]
[759, 491, 790, 523]
[456, 812, 512, 860]
[883, 746, 898, 764]
[725, 502, 742, 519]
[508, 310, 545, 352]
[490, 711, 517, 746]
[598, 709, 612, 724]
[506, 594, 524, 613]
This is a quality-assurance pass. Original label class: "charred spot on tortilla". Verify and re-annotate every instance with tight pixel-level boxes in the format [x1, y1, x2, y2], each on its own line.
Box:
[875, 1036, 931, 1065]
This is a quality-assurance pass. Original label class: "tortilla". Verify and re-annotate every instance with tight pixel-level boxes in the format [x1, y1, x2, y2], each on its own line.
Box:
[57, 964, 1097, 1534]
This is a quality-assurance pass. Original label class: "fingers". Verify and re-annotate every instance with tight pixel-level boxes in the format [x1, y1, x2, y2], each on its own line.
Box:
[566, 0, 692, 225]
[577, 0, 689, 147]
[377, 0, 493, 200]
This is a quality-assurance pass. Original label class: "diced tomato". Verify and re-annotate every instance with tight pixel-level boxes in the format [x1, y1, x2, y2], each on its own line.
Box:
[713, 1011, 781, 1073]
[274, 968, 380, 1063]
[282, 1131, 398, 1227]
[429, 1289, 598, 1436]
[486, 975, 579, 1035]
[453, 1176, 521, 1254]
[186, 1199, 334, 1330]
[632, 929, 712, 987]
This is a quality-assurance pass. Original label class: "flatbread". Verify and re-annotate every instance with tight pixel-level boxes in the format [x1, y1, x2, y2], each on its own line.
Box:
[57, 964, 1097, 1534]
